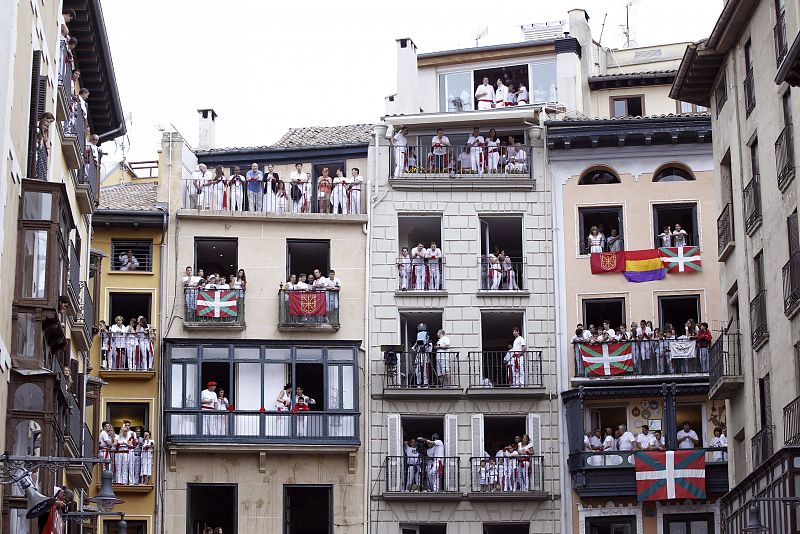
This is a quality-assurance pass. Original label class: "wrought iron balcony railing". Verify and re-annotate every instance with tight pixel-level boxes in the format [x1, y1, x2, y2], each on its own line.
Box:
[183, 287, 245, 327]
[98, 447, 156, 486]
[468, 455, 544, 493]
[277, 289, 339, 329]
[776, 125, 796, 190]
[752, 426, 775, 469]
[383, 351, 461, 389]
[784, 396, 800, 446]
[390, 144, 532, 179]
[709, 330, 742, 395]
[743, 174, 762, 233]
[744, 68, 756, 117]
[467, 350, 543, 388]
[717, 202, 734, 258]
[775, 10, 789, 67]
[384, 456, 460, 493]
[572, 339, 710, 378]
[100, 332, 156, 371]
[395, 257, 446, 291]
[783, 252, 800, 316]
[478, 257, 524, 290]
[749, 290, 769, 347]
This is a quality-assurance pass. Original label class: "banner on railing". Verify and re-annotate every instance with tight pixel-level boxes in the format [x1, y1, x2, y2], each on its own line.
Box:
[288, 291, 327, 316]
[659, 247, 702, 273]
[580, 343, 633, 376]
[590, 252, 625, 274]
[669, 339, 697, 359]
[635, 450, 706, 501]
[196, 290, 238, 317]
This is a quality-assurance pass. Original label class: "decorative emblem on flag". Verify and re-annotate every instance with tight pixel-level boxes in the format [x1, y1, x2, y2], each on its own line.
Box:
[590, 251, 625, 274]
[288, 291, 327, 316]
[659, 246, 702, 273]
[600, 253, 618, 271]
[635, 450, 706, 501]
[580, 342, 634, 376]
[196, 290, 239, 318]
[301, 293, 318, 314]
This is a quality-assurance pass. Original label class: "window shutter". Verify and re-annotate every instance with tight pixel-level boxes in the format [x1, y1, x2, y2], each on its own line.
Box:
[27, 51, 42, 178]
[387, 413, 402, 491]
[470, 414, 484, 458]
[526, 413, 542, 457]
[444, 414, 458, 491]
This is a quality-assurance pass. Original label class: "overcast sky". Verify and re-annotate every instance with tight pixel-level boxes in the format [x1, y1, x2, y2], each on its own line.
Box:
[100, 0, 723, 162]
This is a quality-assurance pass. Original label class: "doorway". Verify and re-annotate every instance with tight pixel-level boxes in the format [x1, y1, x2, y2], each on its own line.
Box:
[588, 406, 628, 435]
[284, 485, 332, 534]
[108, 292, 152, 324]
[194, 238, 238, 277]
[187, 484, 237, 534]
[675, 404, 704, 444]
[293, 363, 324, 409]
[286, 240, 330, 280]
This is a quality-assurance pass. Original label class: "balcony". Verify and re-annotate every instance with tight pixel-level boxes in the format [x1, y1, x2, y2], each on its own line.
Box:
[277, 289, 339, 332]
[752, 426, 775, 470]
[466, 350, 544, 396]
[568, 449, 729, 498]
[100, 331, 156, 379]
[784, 396, 800, 446]
[572, 340, 709, 382]
[389, 144, 535, 191]
[749, 290, 769, 349]
[743, 174, 762, 234]
[76, 153, 100, 213]
[775, 10, 789, 67]
[67, 241, 81, 313]
[66, 423, 94, 490]
[783, 252, 800, 317]
[58, 101, 86, 171]
[102, 449, 155, 493]
[183, 287, 245, 329]
[56, 40, 72, 122]
[744, 68, 756, 117]
[383, 351, 461, 397]
[165, 410, 360, 450]
[717, 203, 734, 261]
[69, 282, 93, 352]
[381, 456, 461, 500]
[395, 257, 446, 294]
[466, 456, 547, 500]
[179, 178, 366, 219]
[709, 330, 743, 400]
[776, 125, 796, 191]
[477, 257, 526, 293]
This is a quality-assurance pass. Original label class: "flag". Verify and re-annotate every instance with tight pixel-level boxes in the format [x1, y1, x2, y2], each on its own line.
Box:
[580, 342, 634, 376]
[624, 249, 666, 282]
[659, 246, 702, 273]
[196, 289, 239, 317]
[635, 450, 706, 501]
[43, 506, 63, 534]
[288, 291, 327, 316]
[669, 339, 697, 359]
[590, 252, 625, 274]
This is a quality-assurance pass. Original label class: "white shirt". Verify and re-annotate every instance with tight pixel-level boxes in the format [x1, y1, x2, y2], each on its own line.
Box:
[411, 247, 426, 263]
[99, 430, 110, 447]
[431, 135, 450, 156]
[429, 439, 444, 458]
[512, 336, 526, 352]
[393, 132, 407, 147]
[602, 435, 615, 450]
[436, 336, 451, 349]
[312, 276, 329, 289]
[589, 436, 602, 449]
[295, 281, 309, 290]
[637, 432, 655, 450]
[513, 149, 528, 163]
[673, 229, 688, 247]
[584, 435, 591, 451]
[405, 444, 419, 465]
[677, 429, 700, 449]
[467, 135, 485, 152]
[517, 86, 529, 102]
[618, 431, 636, 451]
[290, 171, 307, 183]
[495, 84, 508, 104]
[710, 436, 727, 460]
[458, 152, 471, 168]
[427, 247, 442, 263]
[327, 277, 341, 290]
[201, 388, 217, 410]
[475, 83, 495, 102]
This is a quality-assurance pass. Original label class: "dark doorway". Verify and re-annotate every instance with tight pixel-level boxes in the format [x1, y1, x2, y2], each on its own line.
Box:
[585, 516, 637, 534]
[583, 298, 625, 331]
[658, 295, 701, 336]
[588, 406, 628, 436]
[287, 240, 330, 280]
[284, 485, 332, 534]
[401, 525, 447, 534]
[480, 311, 524, 352]
[400, 311, 443, 352]
[483, 524, 530, 534]
[187, 484, 237, 534]
[293, 363, 324, 410]
[106, 402, 149, 434]
[201, 361, 232, 404]
[473, 64, 529, 104]
[401, 416, 444, 442]
[479, 216, 523, 258]
[484, 416, 525, 456]
[194, 238, 238, 278]
[104, 520, 146, 534]
[398, 216, 442, 251]
[108, 292, 152, 324]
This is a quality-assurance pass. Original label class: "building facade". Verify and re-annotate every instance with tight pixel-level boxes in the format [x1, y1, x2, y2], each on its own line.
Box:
[672, 0, 800, 531]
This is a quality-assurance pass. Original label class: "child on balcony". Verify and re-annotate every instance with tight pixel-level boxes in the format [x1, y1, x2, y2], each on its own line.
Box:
[110, 316, 127, 369]
[99, 320, 110, 370]
[141, 430, 153, 484]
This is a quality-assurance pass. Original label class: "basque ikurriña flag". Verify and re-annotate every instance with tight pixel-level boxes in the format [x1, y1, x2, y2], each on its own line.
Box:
[196, 289, 239, 317]
[635, 450, 706, 501]
[580, 342, 634, 376]
[659, 246, 702, 273]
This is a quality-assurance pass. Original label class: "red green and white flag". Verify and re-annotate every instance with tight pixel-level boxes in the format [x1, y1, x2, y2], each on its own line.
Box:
[635, 450, 706, 501]
[659, 246, 702, 273]
[196, 289, 239, 317]
[580, 342, 634, 376]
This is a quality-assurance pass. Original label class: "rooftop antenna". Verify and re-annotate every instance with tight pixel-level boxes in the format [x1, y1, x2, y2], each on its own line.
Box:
[475, 26, 488, 47]
[620, 0, 643, 48]
[598, 12, 608, 46]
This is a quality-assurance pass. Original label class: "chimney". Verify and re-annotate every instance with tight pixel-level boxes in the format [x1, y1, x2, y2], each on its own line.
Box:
[387, 38, 420, 116]
[197, 108, 217, 150]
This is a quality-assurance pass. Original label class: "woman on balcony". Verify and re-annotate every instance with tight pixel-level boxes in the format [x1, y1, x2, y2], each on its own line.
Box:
[486, 129, 500, 173]
[126, 317, 139, 370]
[263, 164, 279, 213]
[317, 167, 332, 214]
[348, 168, 363, 214]
[35, 112, 54, 180]
[331, 169, 348, 214]
[137, 316, 154, 371]
[275, 180, 288, 213]
[110, 316, 127, 369]
[141, 430, 153, 485]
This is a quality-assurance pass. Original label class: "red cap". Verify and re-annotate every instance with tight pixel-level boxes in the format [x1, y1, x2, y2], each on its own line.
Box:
[207, 381, 217, 387]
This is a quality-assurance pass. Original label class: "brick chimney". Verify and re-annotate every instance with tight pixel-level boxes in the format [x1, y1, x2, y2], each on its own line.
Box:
[197, 108, 217, 150]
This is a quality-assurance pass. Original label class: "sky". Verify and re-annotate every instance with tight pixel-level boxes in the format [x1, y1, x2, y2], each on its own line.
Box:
[100, 0, 724, 163]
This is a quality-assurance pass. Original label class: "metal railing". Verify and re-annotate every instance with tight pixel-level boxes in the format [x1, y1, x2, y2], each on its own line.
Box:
[744, 67, 756, 117]
[68, 242, 80, 302]
[57, 40, 73, 100]
[717, 202, 734, 257]
[775, 10, 789, 67]
[278, 289, 339, 328]
[749, 290, 769, 346]
[783, 252, 800, 315]
[79, 149, 100, 206]
[652, 232, 700, 250]
[66, 401, 82, 454]
[83, 424, 94, 459]
[99, 332, 155, 371]
[775, 125, 795, 190]
[396, 257, 446, 291]
[752, 426, 775, 469]
[573, 448, 728, 470]
[184, 287, 245, 326]
[383, 351, 460, 389]
[390, 144, 532, 179]
[181, 177, 365, 215]
[80, 282, 93, 344]
[384, 456, 460, 493]
[64, 97, 86, 148]
[572, 339, 710, 378]
[479, 257, 524, 290]
[467, 350, 543, 388]
[709, 330, 742, 387]
[165, 410, 359, 444]
[743, 174, 762, 233]
[111, 240, 153, 271]
[469, 455, 544, 493]
[784, 396, 800, 446]
[98, 447, 155, 485]
[715, 79, 728, 114]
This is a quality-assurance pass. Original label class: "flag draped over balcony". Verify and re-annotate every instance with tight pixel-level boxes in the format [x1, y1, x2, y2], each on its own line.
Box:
[659, 246, 702, 273]
[590, 252, 625, 273]
[196, 289, 238, 317]
[635, 450, 706, 501]
[669, 339, 697, 359]
[579, 342, 634, 376]
[623, 249, 666, 282]
[289, 291, 327, 316]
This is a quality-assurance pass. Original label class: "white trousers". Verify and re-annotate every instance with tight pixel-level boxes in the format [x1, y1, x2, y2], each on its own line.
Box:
[487, 150, 500, 172]
[398, 267, 410, 290]
[229, 189, 244, 212]
[428, 263, 441, 289]
[470, 149, 484, 174]
[395, 147, 407, 175]
[413, 263, 426, 290]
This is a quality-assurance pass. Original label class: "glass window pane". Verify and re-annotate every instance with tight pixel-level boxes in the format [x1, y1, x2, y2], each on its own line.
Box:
[439, 72, 473, 112]
[170, 364, 184, 408]
[296, 348, 323, 360]
[22, 191, 52, 220]
[613, 99, 627, 117]
[328, 348, 355, 361]
[10, 507, 33, 534]
[22, 230, 48, 298]
[13, 384, 44, 411]
[185, 363, 198, 407]
[668, 523, 688, 534]
[328, 366, 340, 410]
[690, 521, 709, 534]
[680, 101, 693, 113]
[342, 366, 354, 410]
[263, 363, 289, 410]
[202, 346, 229, 360]
[170, 347, 197, 360]
[15, 313, 36, 359]
[234, 346, 260, 360]
[265, 348, 291, 361]
[531, 62, 556, 103]
[235, 363, 261, 410]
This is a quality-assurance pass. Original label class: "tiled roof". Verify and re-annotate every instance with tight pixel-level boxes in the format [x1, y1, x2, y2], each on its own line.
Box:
[98, 182, 163, 211]
[560, 111, 711, 122]
[589, 69, 678, 80]
[271, 124, 374, 148]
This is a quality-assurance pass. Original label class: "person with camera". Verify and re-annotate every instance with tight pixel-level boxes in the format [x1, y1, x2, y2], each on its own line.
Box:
[414, 323, 432, 386]
[420, 433, 444, 492]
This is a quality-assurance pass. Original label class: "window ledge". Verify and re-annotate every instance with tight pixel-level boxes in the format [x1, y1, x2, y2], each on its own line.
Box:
[107, 270, 155, 275]
[752, 333, 770, 352]
[99, 370, 156, 380]
[465, 490, 549, 501]
[184, 322, 245, 330]
[176, 209, 368, 224]
[165, 442, 360, 454]
[465, 386, 548, 398]
[745, 218, 763, 237]
[476, 290, 530, 296]
[107, 483, 154, 494]
[718, 241, 735, 262]
[376, 492, 463, 502]
[394, 290, 448, 297]
[378, 387, 464, 399]
[277, 323, 340, 332]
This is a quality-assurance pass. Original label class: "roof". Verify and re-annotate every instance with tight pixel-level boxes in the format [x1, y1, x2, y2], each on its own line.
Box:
[588, 70, 677, 90]
[97, 182, 162, 212]
[557, 111, 711, 123]
[271, 124, 374, 148]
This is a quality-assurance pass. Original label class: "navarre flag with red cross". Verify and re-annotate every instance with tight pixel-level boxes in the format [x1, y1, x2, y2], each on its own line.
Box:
[635, 450, 706, 501]
[196, 289, 239, 317]
[659, 246, 702, 273]
[579, 342, 634, 376]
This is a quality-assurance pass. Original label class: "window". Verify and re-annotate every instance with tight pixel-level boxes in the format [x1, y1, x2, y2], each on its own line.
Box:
[610, 96, 643, 117]
[663, 513, 714, 534]
[284, 485, 332, 534]
[775, 0, 788, 65]
[477, 311, 526, 387]
[653, 167, 695, 182]
[21, 230, 48, 298]
[188, 484, 237, 534]
[744, 40, 756, 115]
[759, 374, 772, 429]
[108, 292, 152, 325]
[715, 74, 727, 114]
[678, 101, 709, 114]
[104, 520, 146, 534]
[754, 251, 765, 293]
[286, 239, 330, 281]
[783, 88, 793, 127]
[111, 240, 153, 271]
[397, 216, 443, 291]
[106, 402, 149, 433]
[473, 63, 529, 107]
[658, 295, 701, 337]
[578, 168, 621, 185]
[530, 61, 557, 103]
[751, 139, 760, 176]
[194, 238, 237, 278]
[22, 190, 52, 220]
[483, 525, 529, 534]
[400, 311, 443, 351]
[789, 209, 799, 256]
[483, 415, 526, 456]
[582, 298, 625, 332]
[587, 405, 628, 436]
[585, 516, 637, 534]
[578, 206, 624, 254]
[479, 216, 524, 289]
[653, 203, 698, 248]
[439, 71, 473, 112]
[400, 525, 447, 534]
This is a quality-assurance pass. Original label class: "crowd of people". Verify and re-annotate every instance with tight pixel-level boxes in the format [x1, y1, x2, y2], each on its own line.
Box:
[474, 77, 530, 109]
[98, 316, 155, 371]
[586, 222, 691, 253]
[188, 163, 364, 214]
[284, 268, 342, 322]
[392, 127, 529, 176]
[396, 243, 444, 291]
[572, 319, 713, 373]
[584, 423, 728, 461]
[98, 420, 154, 485]
[182, 266, 247, 320]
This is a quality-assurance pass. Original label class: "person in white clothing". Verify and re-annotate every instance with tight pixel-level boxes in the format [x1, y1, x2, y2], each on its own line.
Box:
[658, 225, 673, 247]
[331, 169, 348, 214]
[201, 381, 220, 435]
[474, 77, 495, 110]
[602, 427, 615, 450]
[710, 427, 728, 461]
[405, 438, 421, 490]
[118, 250, 139, 271]
[114, 425, 131, 484]
[109, 315, 127, 369]
[397, 246, 412, 291]
[486, 129, 501, 173]
[677, 422, 701, 449]
[263, 164, 279, 213]
[505, 327, 527, 386]
[422, 433, 445, 492]
[140, 430, 153, 484]
[636, 425, 656, 450]
[487, 254, 503, 290]
[430, 128, 450, 172]
[426, 242, 443, 290]
[348, 168, 363, 214]
[511, 142, 528, 173]
[228, 166, 245, 212]
[290, 163, 309, 213]
[136, 316, 154, 370]
[672, 223, 689, 247]
[191, 164, 213, 209]
[505, 83, 517, 107]
[494, 79, 509, 108]
[411, 243, 427, 290]
[434, 329, 451, 386]
[393, 127, 409, 176]
[467, 127, 485, 174]
[516, 84, 529, 105]
[617, 424, 636, 451]
[457, 146, 471, 173]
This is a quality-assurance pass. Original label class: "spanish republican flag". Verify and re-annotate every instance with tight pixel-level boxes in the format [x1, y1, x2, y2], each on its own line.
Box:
[624, 249, 666, 282]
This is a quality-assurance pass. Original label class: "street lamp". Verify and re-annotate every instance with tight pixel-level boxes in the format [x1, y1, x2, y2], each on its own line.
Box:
[743, 497, 800, 532]
[86, 469, 124, 512]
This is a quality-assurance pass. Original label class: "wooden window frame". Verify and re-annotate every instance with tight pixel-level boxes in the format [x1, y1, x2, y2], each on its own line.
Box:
[610, 94, 645, 118]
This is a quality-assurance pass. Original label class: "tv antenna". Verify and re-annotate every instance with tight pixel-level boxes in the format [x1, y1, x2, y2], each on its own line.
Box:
[475, 26, 488, 47]
[620, 0, 644, 48]
[598, 12, 608, 46]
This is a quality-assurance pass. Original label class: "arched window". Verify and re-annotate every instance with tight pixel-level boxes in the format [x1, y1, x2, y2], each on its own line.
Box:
[13, 383, 44, 411]
[578, 168, 621, 185]
[653, 166, 695, 182]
